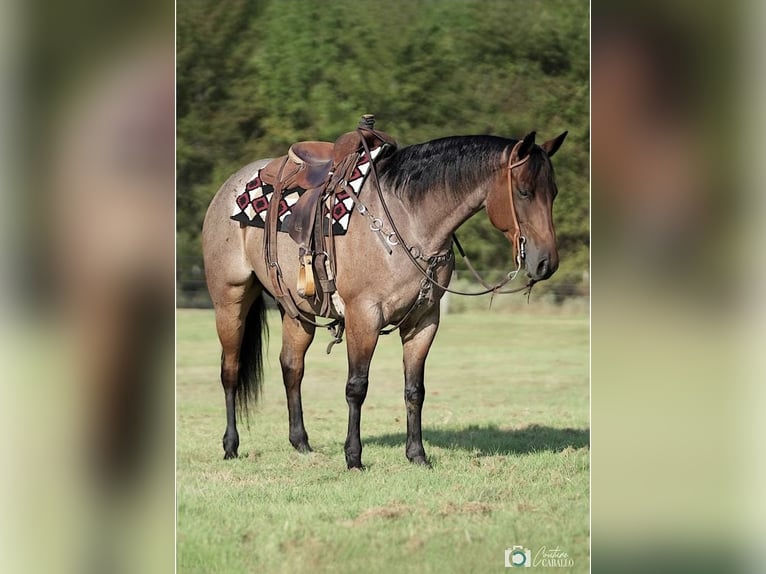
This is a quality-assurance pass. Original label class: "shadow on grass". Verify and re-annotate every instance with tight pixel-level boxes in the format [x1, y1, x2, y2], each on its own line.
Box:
[366, 424, 589, 456]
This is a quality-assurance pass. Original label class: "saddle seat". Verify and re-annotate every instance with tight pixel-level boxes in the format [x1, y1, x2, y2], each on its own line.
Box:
[287, 141, 335, 189]
[289, 141, 335, 165]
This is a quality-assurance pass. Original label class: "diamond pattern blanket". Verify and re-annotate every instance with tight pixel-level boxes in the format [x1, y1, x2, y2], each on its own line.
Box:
[230, 146, 383, 235]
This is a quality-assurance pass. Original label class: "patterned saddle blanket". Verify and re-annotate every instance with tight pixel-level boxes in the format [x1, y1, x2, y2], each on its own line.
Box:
[230, 145, 385, 236]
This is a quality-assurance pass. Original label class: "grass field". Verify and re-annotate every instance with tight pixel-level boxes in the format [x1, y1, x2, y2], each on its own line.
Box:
[177, 307, 589, 573]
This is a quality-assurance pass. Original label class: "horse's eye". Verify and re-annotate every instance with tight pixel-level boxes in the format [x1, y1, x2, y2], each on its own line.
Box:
[518, 187, 529, 198]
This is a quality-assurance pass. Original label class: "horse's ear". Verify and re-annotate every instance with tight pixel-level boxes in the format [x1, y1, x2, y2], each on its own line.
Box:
[518, 131, 536, 159]
[541, 131, 568, 158]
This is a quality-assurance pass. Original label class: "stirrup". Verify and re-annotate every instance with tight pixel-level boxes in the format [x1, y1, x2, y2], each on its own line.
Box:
[297, 253, 316, 298]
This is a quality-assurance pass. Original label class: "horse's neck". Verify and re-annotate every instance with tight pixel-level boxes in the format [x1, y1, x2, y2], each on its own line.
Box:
[393, 180, 492, 256]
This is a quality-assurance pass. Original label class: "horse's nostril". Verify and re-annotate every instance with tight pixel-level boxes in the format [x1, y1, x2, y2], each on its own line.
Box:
[537, 259, 549, 278]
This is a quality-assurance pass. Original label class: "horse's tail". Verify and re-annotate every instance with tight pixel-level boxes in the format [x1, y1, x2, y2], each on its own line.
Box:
[234, 295, 269, 421]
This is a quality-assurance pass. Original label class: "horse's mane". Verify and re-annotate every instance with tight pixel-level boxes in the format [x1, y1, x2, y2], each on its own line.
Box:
[377, 135, 554, 206]
[378, 136, 512, 206]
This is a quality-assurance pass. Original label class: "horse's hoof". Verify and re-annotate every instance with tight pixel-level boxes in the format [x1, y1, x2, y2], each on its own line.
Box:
[222, 432, 239, 458]
[290, 437, 312, 453]
[346, 459, 365, 470]
[408, 455, 431, 467]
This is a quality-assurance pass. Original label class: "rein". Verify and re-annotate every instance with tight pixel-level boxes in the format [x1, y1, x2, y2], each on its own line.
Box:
[360, 134, 535, 299]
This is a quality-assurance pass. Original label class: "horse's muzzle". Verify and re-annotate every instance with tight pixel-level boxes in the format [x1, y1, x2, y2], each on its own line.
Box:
[528, 256, 558, 281]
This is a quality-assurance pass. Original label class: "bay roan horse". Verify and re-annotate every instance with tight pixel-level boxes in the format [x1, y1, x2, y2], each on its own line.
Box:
[202, 130, 567, 468]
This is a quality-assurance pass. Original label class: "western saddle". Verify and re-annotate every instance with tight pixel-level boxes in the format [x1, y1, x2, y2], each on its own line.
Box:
[260, 115, 396, 322]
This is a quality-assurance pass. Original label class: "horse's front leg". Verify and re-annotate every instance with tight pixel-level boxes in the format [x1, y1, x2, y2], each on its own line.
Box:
[343, 307, 381, 469]
[279, 311, 315, 453]
[400, 305, 440, 466]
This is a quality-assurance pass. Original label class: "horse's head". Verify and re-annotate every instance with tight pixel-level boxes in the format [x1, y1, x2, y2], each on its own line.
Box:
[487, 131, 568, 282]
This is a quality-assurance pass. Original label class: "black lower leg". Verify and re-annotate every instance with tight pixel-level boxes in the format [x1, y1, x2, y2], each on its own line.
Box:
[287, 402, 311, 453]
[222, 386, 239, 459]
[281, 355, 311, 453]
[344, 375, 368, 469]
[284, 380, 311, 453]
[405, 380, 428, 465]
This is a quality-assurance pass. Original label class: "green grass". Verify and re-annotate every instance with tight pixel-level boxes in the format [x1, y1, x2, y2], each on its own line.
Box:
[177, 308, 589, 573]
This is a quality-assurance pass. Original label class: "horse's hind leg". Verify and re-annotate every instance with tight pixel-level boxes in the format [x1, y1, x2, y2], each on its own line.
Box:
[279, 313, 315, 453]
[213, 282, 259, 459]
[399, 305, 440, 466]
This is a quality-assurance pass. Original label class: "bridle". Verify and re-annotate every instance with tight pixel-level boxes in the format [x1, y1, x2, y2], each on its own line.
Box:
[505, 142, 531, 270]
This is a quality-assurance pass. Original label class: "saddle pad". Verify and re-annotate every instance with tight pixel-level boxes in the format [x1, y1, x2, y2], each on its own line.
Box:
[230, 145, 383, 235]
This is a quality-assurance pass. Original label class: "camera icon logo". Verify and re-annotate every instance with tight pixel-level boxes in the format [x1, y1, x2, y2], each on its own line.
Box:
[505, 545, 531, 567]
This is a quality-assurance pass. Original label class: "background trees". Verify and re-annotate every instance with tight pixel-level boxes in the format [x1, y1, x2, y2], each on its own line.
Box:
[177, 0, 589, 300]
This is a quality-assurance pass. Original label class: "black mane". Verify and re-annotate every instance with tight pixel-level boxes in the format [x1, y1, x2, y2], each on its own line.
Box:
[377, 135, 515, 206]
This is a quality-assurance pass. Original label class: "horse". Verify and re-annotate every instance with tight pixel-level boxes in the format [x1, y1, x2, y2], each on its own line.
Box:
[202, 128, 567, 468]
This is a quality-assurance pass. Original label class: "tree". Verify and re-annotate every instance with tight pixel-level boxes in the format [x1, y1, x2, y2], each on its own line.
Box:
[177, 0, 589, 299]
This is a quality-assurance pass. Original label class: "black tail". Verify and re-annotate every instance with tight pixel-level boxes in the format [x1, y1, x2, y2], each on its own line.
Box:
[235, 296, 269, 422]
